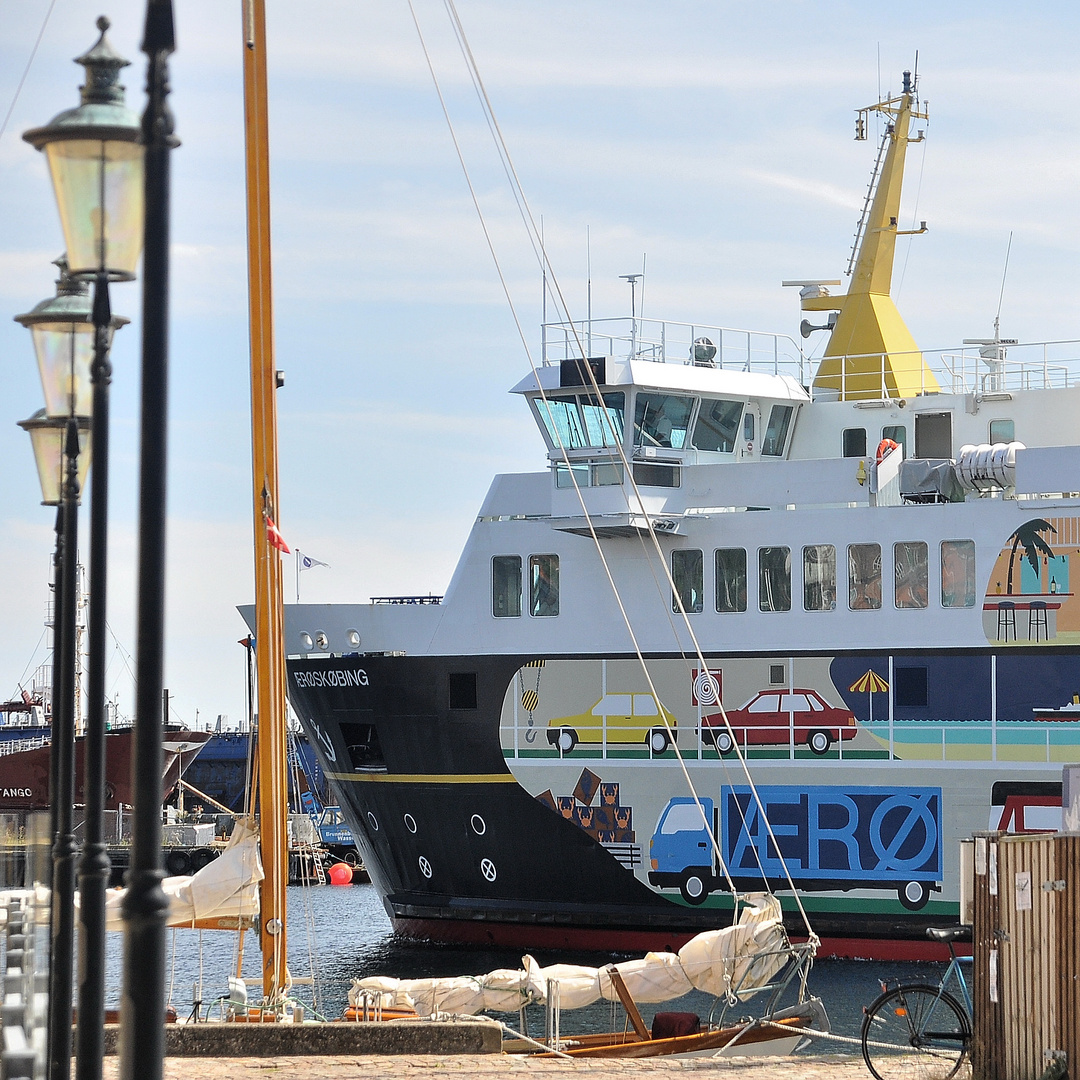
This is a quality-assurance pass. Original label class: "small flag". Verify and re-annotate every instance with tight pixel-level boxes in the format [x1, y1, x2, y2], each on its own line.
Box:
[299, 551, 330, 571]
[266, 515, 290, 554]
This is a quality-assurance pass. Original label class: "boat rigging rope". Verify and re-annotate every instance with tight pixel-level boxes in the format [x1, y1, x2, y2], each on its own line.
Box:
[410, 0, 816, 937]
[0, 0, 58, 145]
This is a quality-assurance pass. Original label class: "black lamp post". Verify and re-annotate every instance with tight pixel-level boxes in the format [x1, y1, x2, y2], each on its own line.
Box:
[22, 18, 141, 1080]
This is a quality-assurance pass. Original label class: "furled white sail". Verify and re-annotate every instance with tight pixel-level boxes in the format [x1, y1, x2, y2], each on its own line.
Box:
[81, 819, 264, 931]
[348, 893, 787, 1016]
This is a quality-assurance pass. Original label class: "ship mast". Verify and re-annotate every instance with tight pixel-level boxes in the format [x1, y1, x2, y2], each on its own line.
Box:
[804, 70, 938, 400]
[241, 0, 289, 1007]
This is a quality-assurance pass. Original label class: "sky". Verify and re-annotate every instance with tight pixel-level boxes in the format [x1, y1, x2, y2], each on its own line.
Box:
[0, 0, 1078, 731]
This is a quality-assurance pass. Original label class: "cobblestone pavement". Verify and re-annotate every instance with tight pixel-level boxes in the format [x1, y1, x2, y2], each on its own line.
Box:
[103, 1055, 878, 1080]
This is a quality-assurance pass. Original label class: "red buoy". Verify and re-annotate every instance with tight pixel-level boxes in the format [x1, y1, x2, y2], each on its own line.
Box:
[328, 862, 353, 885]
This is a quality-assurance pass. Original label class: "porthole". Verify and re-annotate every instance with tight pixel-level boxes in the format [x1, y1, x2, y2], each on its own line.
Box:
[346, 628, 361, 650]
[404, 813, 417, 834]
[418, 856, 432, 879]
[315, 630, 329, 651]
[480, 858, 497, 882]
[299, 632, 313, 652]
[470, 814, 486, 836]
[367, 811, 379, 832]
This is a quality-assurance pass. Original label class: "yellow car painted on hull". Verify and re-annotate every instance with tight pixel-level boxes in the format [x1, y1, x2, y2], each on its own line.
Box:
[547, 692, 678, 754]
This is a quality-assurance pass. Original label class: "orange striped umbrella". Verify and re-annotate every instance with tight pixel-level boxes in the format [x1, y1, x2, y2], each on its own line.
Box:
[848, 670, 889, 694]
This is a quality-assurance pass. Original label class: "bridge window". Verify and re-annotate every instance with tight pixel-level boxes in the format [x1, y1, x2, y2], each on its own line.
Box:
[759, 547, 791, 612]
[894, 541, 929, 609]
[803, 545, 836, 611]
[941, 540, 976, 608]
[692, 398, 743, 453]
[632, 463, 680, 487]
[535, 392, 625, 451]
[672, 549, 704, 614]
[848, 543, 882, 610]
[492, 556, 522, 618]
[915, 411, 952, 458]
[715, 548, 747, 612]
[634, 392, 694, 449]
[761, 405, 794, 456]
[529, 554, 559, 617]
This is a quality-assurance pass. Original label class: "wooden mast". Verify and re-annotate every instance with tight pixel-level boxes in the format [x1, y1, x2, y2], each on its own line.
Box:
[241, 0, 289, 1006]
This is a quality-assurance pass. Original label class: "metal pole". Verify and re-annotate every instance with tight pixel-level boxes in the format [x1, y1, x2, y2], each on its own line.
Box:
[47, 506, 63, 879]
[119, 4, 174, 1078]
[75, 276, 114, 1080]
[48, 419, 80, 1080]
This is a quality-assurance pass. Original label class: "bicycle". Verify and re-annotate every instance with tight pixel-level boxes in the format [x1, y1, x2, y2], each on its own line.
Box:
[861, 925, 972, 1080]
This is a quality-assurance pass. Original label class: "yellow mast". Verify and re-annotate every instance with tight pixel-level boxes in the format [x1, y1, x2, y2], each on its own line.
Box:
[241, 0, 289, 1006]
[805, 71, 938, 400]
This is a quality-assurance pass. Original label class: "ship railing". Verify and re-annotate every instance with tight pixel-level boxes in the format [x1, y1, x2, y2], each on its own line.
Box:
[814, 339, 1080, 399]
[541, 318, 809, 383]
[0, 735, 50, 757]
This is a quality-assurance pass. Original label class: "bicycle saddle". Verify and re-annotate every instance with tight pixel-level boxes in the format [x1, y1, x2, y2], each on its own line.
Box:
[926, 925, 972, 942]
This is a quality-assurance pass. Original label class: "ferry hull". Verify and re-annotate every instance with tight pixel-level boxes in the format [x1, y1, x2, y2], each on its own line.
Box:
[288, 648, 1067, 960]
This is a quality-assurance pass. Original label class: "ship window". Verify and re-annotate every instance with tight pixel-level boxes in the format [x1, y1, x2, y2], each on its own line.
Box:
[895, 667, 928, 708]
[743, 412, 755, 442]
[492, 556, 522, 618]
[339, 722, 386, 771]
[843, 428, 867, 457]
[941, 539, 977, 608]
[554, 462, 589, 488]
[715, 548, 747, 613]
[894, 541, 929, 609]
[535, 392, 624, 451]
[989, 418, 1014, 444]
[634, 392, 694, 449]
[591, 462, 623, 486]
[882, 425, 907, 455]
[915, 412, 952, 458]
[803, 545, 837, 611]
[759, 547, 791, 612]
[672, 549, 704, 614]
[762, 405, 794, 457]
[448, 672, 478, 710]
[529, 554, 559, 617]
[848, 543, 882, 610]
[692, 398, 743, 453]
[633, 463, 680, 487]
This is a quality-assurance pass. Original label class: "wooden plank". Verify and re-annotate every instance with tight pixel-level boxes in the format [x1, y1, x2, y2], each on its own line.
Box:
[605, 967, 650, 1043]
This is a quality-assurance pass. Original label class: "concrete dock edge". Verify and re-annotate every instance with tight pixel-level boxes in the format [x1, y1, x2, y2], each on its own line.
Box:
[100, 1020, 503, 1056]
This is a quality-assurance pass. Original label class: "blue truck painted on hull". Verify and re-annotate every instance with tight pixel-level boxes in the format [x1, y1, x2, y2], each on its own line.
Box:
[648, 785, 942, 909]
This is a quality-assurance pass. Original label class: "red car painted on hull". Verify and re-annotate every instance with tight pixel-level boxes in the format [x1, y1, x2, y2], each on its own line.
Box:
[701, 687, 858, 755]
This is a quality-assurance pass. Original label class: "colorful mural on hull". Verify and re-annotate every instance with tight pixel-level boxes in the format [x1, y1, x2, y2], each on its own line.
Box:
[984, 516, 1080, 646]
[500, 657, 1069, 917]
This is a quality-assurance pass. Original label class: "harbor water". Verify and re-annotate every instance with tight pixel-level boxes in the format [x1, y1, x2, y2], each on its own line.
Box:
[99, 882, 948, 1045]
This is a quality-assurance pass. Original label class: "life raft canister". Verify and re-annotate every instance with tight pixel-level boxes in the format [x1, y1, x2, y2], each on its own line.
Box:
[876, 438, 899, 464]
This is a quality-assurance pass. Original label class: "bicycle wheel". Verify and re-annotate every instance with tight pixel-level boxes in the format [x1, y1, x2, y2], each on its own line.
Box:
[861, 983, 970, 1080]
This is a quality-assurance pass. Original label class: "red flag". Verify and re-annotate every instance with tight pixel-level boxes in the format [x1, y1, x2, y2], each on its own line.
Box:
[266, 515, 290, 554]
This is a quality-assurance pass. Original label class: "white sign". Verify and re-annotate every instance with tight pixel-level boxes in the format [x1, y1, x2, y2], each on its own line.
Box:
[1015, 870, 1033, 911]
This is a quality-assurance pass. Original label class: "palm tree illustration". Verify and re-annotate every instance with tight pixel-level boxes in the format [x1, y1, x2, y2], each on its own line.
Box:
[1005, 519, 1057, 594]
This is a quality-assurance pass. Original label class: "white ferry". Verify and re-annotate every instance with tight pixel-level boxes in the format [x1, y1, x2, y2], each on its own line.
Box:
[281, 73, 1080, 959]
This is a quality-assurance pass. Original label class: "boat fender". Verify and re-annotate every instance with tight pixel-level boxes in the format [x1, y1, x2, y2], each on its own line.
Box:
[876, 438, 899, 464]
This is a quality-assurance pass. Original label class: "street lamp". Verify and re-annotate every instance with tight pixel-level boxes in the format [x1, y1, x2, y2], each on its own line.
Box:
[22, 18, 141, 1080]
